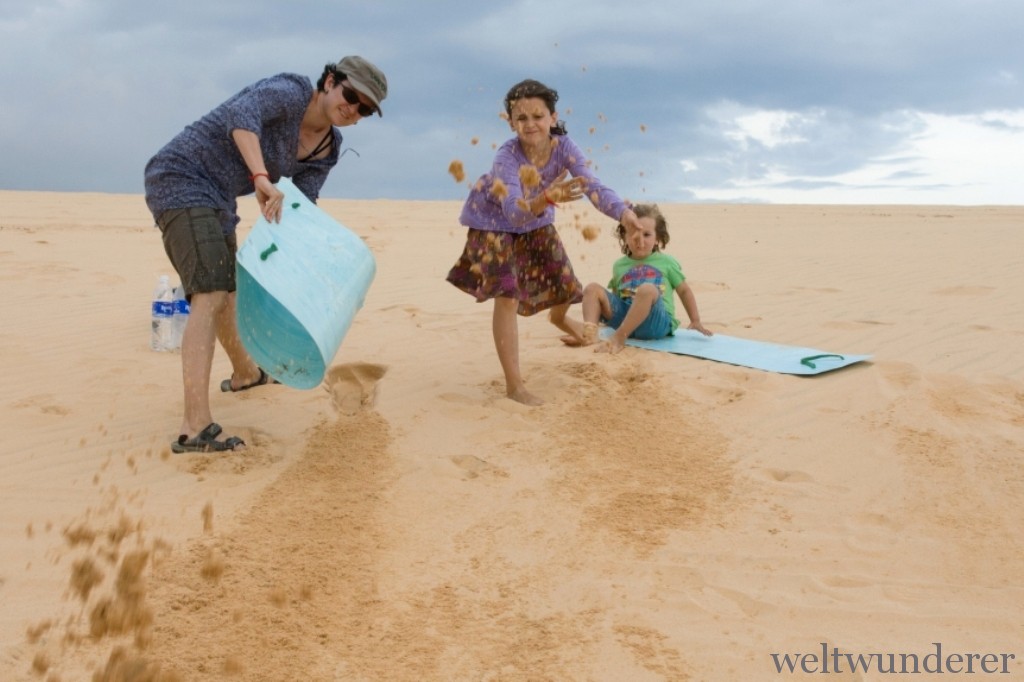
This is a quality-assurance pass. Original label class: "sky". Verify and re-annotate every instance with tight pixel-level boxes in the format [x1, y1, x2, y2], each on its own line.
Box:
[1, 0, 1022, 205]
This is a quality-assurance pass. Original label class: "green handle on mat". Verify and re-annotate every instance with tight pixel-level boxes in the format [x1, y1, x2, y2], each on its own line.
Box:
[800, 353, 844, 369]
[260, 243, 278, 261]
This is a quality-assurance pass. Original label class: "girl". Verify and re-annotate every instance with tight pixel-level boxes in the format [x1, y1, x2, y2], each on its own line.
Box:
[446, 79, 642, 405]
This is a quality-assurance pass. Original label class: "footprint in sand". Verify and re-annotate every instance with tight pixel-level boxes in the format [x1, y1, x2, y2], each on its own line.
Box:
[931, 285, 995, 296]
[690, 280, 731, 293]
[324, 363, 388, 415]
[761, 468, 814, 484]
[823, 319, 893, 330]
[876, 361, 920, 391]
[438, 392, 478, 406]
[691, 585, 774, 618]
[732, 315, 762, 329]
[450, 454, 509, 480]
[793, 286, 842, 294]
[841, 511, 902, 554]
[10, 393, 70, 415]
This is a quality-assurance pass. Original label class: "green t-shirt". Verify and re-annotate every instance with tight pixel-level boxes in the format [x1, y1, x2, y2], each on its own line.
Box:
[608, 251, 686, 332]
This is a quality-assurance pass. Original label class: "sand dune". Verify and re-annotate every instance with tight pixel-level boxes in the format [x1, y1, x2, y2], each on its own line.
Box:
[0, 192, 1021, 680]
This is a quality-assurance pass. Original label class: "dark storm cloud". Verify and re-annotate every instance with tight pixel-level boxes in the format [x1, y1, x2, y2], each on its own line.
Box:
[0, 0, 1020, 202]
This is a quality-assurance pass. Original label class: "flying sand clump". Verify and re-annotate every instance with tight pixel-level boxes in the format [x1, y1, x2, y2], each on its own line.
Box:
[489, 177, 508, 200]
[518, 165, 541, 189]
[201, 502, 214, 534]
[91, 645, 182, 682]
[200, 548, 225, 582]
[70, 557, 105, 601]
[448, 160, 465, 183]
[88, 550, 153, 641]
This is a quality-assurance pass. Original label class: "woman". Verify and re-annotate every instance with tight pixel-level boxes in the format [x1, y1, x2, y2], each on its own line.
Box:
[144, 55, 387, 453]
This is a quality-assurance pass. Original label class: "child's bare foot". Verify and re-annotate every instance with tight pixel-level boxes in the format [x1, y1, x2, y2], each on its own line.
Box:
[507, 385, 544, 406]
[582, 322, 598, 344]
[594, 334, 626, 354]
[559, 321, 599, 347]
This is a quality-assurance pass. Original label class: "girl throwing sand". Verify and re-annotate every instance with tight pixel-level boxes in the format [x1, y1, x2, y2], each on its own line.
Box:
[446, 78, 642, 405]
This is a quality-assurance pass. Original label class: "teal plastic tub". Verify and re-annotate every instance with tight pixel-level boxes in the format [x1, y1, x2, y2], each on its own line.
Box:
[235, 178, 375, 389]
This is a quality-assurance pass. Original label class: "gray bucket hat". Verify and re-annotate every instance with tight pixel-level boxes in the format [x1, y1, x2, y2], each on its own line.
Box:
[336, 55, 387, 117]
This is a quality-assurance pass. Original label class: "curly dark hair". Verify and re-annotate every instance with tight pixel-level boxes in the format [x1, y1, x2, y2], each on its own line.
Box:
[503, 79, 567, 135]
[615, 203, 670, 255]
[317, 63, 344, 92]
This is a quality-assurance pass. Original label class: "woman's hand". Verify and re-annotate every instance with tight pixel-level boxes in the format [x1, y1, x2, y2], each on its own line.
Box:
[231, 129, 284, 222]
[255, 176, 285, 223]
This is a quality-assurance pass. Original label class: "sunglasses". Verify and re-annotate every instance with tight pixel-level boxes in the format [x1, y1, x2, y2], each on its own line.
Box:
[341, 83, 377, 117]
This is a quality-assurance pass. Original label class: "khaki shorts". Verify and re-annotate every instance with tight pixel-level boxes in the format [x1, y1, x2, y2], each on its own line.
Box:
[157, 208, 238, 296]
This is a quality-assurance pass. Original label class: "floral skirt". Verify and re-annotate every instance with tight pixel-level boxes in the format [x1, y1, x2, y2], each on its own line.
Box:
[446, 225, 582, 316]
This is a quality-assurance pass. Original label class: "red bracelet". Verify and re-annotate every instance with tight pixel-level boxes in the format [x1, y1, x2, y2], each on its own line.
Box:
[249, 172, 269, 182]
[543, 190, 557, 206]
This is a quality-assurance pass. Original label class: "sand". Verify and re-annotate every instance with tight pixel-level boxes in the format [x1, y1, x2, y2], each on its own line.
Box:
[0, 191, 1021, 681]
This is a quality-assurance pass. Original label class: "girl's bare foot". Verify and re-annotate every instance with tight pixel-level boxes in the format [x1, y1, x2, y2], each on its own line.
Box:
[559, 321, 599, 347]
[507, 384, 544, 406]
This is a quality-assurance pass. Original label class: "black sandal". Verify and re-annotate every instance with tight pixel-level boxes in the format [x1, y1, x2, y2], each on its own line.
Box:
[171, 423, 245, 454]
[220, 367, 277, 393]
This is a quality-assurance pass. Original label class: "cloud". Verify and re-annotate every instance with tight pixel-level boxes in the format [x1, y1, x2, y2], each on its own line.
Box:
[721, 108, 815, 149]
[682, 108, 1024, 204]
[0, 1, 1022, 203]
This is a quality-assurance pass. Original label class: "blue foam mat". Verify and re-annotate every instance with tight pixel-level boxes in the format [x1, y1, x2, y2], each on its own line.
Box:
[611, 329, 871, 375]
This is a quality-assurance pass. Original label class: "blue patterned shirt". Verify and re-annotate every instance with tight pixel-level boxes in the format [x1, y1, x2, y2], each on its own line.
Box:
[144, 73, 340, 233]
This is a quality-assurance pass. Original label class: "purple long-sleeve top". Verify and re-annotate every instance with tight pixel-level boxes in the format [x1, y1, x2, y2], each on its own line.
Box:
[144, 73, 340, 233]
[459, 135, 630, 234]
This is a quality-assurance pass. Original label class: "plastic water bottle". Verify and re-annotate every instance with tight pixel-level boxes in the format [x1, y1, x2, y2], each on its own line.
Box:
[171, 286, 190, 351]
[151, 275, 174, 351]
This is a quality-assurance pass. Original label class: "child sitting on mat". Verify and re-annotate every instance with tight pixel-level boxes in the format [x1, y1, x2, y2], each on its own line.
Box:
[563, 203, 712, 354]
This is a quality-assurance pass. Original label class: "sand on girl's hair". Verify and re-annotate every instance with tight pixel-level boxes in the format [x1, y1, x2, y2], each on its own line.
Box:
[1, 190, 1022, 680]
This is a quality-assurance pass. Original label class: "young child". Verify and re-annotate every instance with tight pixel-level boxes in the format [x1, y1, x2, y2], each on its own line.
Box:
[563, 203, 712, 354]
[446, 78, 643, 405]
